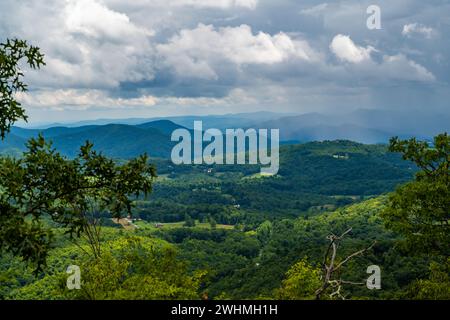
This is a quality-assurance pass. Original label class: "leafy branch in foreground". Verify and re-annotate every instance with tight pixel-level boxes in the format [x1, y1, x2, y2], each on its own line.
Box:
[0, 39, 45, 138]
[382, 133, 449, 256]
[0, 135, 157, 270]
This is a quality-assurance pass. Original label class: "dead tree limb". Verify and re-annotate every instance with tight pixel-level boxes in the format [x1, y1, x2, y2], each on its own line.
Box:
[315, 227, 376, 300]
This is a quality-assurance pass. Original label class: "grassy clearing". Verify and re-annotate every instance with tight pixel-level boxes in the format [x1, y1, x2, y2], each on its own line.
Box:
[134, 220, 234, 231]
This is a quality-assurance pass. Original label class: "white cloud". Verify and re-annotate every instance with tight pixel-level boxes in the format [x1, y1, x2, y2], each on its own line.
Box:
[402, 23, 434, 39]
[16, 87, 259, 112]
[17, 90, 158, 111]
[171, 0, 257, 9]
[65, 0, 154, 40]
[0, 0, 156, 90]
[300, 3, 328, 16]
[104, 0, 257, 10]
[157, 24, 316, 79]
[380, 54, 435, 82]
[0, 0, 446, 120]
[329, 35, 435, 82]
[330, 34, 375, 63]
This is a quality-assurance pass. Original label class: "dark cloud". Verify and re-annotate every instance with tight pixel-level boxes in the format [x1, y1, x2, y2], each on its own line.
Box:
[0, 0, 448, 123]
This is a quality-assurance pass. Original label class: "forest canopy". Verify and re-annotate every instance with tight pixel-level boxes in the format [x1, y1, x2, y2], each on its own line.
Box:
[0, 39, 448, 301]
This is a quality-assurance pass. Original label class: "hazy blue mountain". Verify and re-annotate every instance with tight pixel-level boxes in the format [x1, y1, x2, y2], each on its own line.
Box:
[9, 127, 40, 139]
[24, 112, 294, 130]
[297, 125, 392, 144]
[26, 118, 150, 129]
[3, 109, 448, 159]
[2, 120, 187, 159]
[137, 120, 188, 135]
[48, 124, 173, 158]
[254, 109, 449, 143]
[143, 112, 294, 130]
[11, 125, 98, 139]
[0, 133, 28, 155]
[348, 109, 450, 138]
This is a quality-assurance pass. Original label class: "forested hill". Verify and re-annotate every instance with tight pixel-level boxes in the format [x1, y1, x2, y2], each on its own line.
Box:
[1, 120, 186, 158]
[1, 123, 415, 222]
[276, 140, 415, 195]
[177, 196, 394, 299]
[2, 196, 431, 300]
[135, 140, 415, 225]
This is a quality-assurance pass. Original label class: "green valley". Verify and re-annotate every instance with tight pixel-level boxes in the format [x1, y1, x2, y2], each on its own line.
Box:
[2, 135, 448, 300]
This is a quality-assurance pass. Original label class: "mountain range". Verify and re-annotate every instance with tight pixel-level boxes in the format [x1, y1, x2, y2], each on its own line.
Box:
[1, 110, 448, 159]
[2, 120, 184, 158]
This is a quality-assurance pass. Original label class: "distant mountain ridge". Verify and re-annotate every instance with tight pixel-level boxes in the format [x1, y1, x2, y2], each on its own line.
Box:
[25, 111, 291, 129]
[1, 110, 448, 158]
[3, 120, 187, 159]
[252, 109, 449, 144]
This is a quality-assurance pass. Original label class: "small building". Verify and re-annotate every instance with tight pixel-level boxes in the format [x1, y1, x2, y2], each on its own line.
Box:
[332, 153, 349, 160]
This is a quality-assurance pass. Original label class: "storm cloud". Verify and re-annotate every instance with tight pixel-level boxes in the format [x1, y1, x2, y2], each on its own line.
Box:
[0, 0, 449, 123]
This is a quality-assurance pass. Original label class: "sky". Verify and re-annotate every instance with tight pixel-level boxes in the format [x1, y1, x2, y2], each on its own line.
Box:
[1, 0, 449, 124]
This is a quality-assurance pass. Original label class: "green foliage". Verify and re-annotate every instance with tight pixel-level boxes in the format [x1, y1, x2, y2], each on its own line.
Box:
[382, 133, 449, 256]
[405, 259, 450, 300]
[209, 216, 217, 229]
[75, 237, 204, 300]
[389, 133, 449, 180]
[0, 39, 45, 138]
[0, 136, 156, 270]
[184, 214, 196, 227]
[7, 236, 204, 300]
[0, 169, 441, 300]
[174, 230, 260, 298]
[171, 198, 395, 299]
[133, 141, 414, 230]
[256, 220, 272, 246]
[275, 258, 322, 300]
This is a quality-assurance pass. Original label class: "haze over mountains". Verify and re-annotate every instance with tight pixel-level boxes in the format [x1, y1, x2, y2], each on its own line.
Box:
[258, 109, 449, 143]
[2, 109, 448, 159]
[23, 112, 288, 130]
[4, 121, 183, 158]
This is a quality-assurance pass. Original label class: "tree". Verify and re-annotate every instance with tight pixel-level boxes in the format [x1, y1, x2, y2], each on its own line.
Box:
[256, 220, 272, 246]
[209, 216, 217, 229]
[8, 237, 206, 300]
[184, 214, 196, 227]
[0, 136, 156, 270]
[74, 237, 205, 300]
[405, 259, 450, 300]
[0, 39, 157, 270]
[276, 258, 321, 300]
[0, 39, 45, 138]
[382, 133, 449, 256]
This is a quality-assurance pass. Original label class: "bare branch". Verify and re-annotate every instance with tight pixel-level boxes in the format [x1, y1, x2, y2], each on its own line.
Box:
[334, 241, 377, 271]
[315, 227, 376, 300]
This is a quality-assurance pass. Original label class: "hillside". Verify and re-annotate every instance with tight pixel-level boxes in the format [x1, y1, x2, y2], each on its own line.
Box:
[2, 196, 430, 300]
[0, 136, 438, 301]
[0, 126, 415, 220]
[49, 124, 174, 158]
[197, 196, 432, 299]
[2, 120, 187, 159]
[135, 140, 415, 225]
